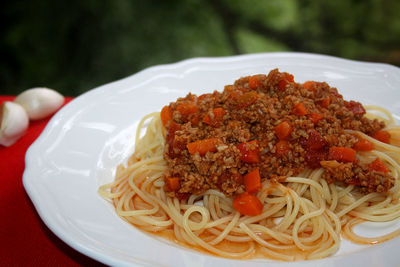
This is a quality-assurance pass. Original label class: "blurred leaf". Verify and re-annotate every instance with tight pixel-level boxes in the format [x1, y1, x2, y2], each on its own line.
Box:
[236, 28, 289, 53]
[221, 0, 297, 31]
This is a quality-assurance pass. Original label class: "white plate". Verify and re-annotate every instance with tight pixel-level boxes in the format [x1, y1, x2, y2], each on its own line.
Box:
[23, 52, 400, 267]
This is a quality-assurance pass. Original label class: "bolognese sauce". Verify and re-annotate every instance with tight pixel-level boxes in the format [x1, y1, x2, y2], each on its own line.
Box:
[161, 69, 394, 199]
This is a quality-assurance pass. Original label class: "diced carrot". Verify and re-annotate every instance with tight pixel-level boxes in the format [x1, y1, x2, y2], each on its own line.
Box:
[212, 107, 225, 119]
[202, 115, 212, 125]
[237, 140, 260, 163]
[277, 73, 294, 91]
[160, 106, 172, 126]
[190, 114, 200, 126]
[303, 81, 314, 91]
[274, 121, 292, 140]
[372, 130, 391, 144]
[229, 90, 242, 101]
[276, 140, 290, 156]
[248, 75, 261, 89]
[368, 158, 389, 173]
[291, 103, 308, 116]
[176, 102, 198, 118]
[329, 147, 356, 162]
[202, 107, 225, 126]
[353, 138, 374, 151]
[224, 84, 235, 91]
[165, 177, 180, 191]
[237, 91, 259, 108]
[303, 81, 320, 92]
[198, 93, 212, 101]
[244, 169, 262, 193]
[187, 138, 219, 156]
[225, 85, 242, 101]
[233, 192, 263, 216]
[308, 113, 324, 124]
[318, 97, 330, 108]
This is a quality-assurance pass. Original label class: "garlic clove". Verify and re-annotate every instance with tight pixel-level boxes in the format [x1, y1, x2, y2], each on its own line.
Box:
[0, 101, 29, 147]
[14, 87, 65, 120]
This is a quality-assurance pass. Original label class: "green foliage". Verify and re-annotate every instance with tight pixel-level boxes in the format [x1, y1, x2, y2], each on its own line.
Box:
[236, 27, 289, 53]
[1, 0, 399, 96]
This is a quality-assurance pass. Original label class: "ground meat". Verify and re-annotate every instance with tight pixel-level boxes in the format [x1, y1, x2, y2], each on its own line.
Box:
[321, 160, 394, 193]
[162, 69, 393, 197]
[320, 160, 354, 184]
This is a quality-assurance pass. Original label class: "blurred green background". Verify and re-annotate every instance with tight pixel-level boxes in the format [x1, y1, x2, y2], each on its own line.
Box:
[1, 0, 400, 96]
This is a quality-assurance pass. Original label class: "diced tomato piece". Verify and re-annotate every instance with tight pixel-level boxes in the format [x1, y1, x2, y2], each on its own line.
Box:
[168, 121, 181, 133]
[368, 158, 389, 173]
[160, 106, 172, 126]
[187, 138, 219, 156]
[371, 130, 391, 144]
[176, 102, 198, 118]
[165, 177, 180, 191]
[248, 75, 261, 89]
[237, 140, 260, 163]
[345, 100, 366, 116]
[353, 138, 374, 151]
[291, 103, 308, 116]
[166, 122, 184, 158]
[274, 121, 292, 140]
[346, 177, 360, 185]
[302, 130, 327, 150]
[329, 147, 356, 162]
[276, 140, 290, 156]
[167, 122, 182, 136]
[175, 192, 191, 201]
[330, 88, 343, 99]
[244, 169, 262, 193]
[233, 192, 263, 216]
[305, 149, 328, 168]
[308, 113, 324, 124]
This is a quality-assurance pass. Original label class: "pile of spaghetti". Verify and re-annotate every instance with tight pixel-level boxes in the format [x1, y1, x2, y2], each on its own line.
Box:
[99, 69, 400, 261]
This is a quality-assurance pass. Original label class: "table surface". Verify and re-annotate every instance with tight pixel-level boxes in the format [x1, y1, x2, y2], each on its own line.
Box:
[0, 96, 105, 266]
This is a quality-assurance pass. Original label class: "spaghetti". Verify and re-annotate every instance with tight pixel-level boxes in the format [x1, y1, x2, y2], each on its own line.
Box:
[99, 70, 400, 261]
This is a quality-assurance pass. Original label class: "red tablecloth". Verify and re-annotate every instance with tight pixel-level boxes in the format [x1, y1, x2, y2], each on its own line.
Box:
[0, 96, 104, 266]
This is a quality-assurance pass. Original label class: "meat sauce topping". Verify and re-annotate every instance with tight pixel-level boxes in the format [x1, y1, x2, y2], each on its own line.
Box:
[161, 69, 394, 198]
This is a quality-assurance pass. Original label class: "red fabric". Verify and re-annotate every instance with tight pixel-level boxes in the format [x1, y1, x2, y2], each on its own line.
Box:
[0, 96, 104, 266]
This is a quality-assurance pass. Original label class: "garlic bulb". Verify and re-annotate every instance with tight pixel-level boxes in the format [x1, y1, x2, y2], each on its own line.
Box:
[14, 87, 65, 120]
[0, 101, 29, 147]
